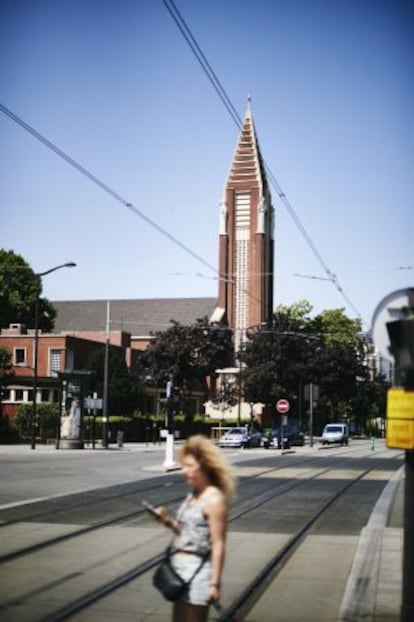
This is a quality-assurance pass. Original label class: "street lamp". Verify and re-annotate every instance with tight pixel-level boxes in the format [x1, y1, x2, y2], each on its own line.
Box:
[31, 261, 76, 450]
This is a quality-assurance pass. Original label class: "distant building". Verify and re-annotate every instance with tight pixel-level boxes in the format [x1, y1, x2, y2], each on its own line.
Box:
[218, 106, 274, 350]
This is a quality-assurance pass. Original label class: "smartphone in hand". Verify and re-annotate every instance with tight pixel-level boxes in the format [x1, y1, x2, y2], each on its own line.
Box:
[142, 500, 159, 517]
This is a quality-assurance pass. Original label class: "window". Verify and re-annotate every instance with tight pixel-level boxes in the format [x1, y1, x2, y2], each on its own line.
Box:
[15, 389, 24, 401]
[49, 349, 62, 376]
[14, 348, 26, 366]
[41, 389, 50, 402]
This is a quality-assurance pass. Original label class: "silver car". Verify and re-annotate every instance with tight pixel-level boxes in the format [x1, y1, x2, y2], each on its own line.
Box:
[218, 427, 251, 448]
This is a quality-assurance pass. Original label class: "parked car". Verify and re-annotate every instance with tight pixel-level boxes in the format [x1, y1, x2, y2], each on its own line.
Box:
[263, 425, 305, 449]
[321, 423, 349, 445]
[218, 427, 262, 449]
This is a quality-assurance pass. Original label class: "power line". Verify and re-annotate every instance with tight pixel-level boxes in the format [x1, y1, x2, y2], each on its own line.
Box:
[0, 101, 217, 275]
[163, 0, 364, 324]
[0, 103, 260, 305]
[163, 0, 242, 130]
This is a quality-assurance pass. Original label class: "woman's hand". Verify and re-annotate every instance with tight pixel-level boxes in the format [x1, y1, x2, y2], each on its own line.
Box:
[208, 584, 220, 602]
[154, 506, 180, 533]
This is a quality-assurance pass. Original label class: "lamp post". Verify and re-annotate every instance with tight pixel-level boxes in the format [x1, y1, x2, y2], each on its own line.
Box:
[101, 301, 110, 448]
[31, 261, 76, 450]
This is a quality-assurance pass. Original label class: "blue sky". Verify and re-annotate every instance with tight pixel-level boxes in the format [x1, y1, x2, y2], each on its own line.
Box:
[1, 0, 412, 331]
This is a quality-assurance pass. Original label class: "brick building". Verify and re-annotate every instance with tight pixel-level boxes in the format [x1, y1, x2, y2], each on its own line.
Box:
[0, 323, 129, 418]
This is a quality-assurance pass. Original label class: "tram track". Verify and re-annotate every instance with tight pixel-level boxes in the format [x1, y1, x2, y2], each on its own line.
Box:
[0, 448, 363, 564]
[0, 449, 402, 622]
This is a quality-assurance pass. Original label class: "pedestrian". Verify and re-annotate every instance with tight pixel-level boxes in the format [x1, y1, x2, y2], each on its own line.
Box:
[154, 434, 236, 622]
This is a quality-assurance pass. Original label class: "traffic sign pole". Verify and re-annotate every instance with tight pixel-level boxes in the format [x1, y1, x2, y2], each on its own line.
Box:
[276, 400, 290, 452]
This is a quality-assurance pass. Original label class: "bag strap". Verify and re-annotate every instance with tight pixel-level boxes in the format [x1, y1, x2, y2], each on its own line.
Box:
[187, 550, 209, 585]
[166, 546, 210, 587]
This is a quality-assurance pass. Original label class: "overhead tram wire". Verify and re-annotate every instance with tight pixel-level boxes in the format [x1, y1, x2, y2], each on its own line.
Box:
[0, 101, 217, 275]
[163, 0, 243, 130]
[163, 0, 365, 325]
[266, 167, 364, 321]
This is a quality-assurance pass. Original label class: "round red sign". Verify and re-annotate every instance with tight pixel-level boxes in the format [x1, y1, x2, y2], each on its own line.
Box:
[276, 399, 290, 414]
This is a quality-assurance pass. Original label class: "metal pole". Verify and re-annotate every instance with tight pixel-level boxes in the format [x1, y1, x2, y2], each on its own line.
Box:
[92, 392, 97, 450]
[31, 261, 76, 450]
[237, 363, 242, 427]
[55, 377, 63, 449]
[386, 315, 414, 620]
[402, 449, 414, 621]
[309, 382, 314, 447]
[31, 296, 40, 450]
[102, 301, 110, 448]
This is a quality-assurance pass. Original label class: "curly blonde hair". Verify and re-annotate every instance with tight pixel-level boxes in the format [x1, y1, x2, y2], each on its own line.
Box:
[178, 434, 236, 499]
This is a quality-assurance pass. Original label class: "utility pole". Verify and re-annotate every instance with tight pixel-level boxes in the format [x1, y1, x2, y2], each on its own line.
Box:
[102, 301, 110, 448]
[31, 261, 76, 449]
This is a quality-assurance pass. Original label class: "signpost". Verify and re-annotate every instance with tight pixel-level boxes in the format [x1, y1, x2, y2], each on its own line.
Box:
[276, 399, 290, 414]
[377, 290, 414, 621]
[276, 399, 290, 452]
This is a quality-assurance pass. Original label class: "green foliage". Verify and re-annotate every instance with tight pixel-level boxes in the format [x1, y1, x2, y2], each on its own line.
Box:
[0, 413, 20, 443]
[0, 346, 14, 401]
[87, 348, 145, 416]
[141, 318, 234, 400]
[243, 303, 387, 433]
[243, 302, 313, 405]
[14, 403, 59, 442]
[0, 249, 56, 330]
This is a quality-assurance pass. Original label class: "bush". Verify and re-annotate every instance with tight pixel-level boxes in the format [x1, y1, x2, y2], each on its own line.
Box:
[14, 403, 59, 443]
[0, 414, 20, 444]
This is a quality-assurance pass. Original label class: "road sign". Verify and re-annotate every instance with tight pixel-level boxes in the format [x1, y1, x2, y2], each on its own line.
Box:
[276, 399, 290, 414]
[84, 397, 103, 410]
[386, 387, 414, 450]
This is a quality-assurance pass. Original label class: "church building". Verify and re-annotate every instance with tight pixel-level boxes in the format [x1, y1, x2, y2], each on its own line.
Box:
[51, 106, 274, 349]
[217, 105, 274, 349]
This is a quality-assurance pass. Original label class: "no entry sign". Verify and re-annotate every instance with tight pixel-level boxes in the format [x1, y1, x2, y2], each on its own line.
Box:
[276, 399, 290, 414]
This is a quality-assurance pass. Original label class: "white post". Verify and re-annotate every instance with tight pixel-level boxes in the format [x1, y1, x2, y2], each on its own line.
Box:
[163, 378, 178, 470]
[163, 432, 177, 470]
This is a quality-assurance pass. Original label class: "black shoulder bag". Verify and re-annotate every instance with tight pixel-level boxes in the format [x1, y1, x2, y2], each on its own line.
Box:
[153, 547, 209, 602]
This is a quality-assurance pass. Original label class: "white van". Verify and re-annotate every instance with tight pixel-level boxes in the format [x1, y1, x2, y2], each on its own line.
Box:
[321, 423, 349, 446]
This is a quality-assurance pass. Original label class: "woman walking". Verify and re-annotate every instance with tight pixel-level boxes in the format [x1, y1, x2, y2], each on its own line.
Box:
[155, 434, 235, 622]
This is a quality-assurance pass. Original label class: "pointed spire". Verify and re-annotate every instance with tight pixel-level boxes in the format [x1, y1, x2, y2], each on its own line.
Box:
[227, 104, 266, 189]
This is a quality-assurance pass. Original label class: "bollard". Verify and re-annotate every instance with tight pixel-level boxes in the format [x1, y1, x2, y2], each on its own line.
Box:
[370, 436, 375, 451]
[116, 430, 124, 447]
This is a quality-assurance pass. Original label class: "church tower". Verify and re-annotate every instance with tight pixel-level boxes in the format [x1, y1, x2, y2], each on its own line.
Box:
[217, 106, 274, 349]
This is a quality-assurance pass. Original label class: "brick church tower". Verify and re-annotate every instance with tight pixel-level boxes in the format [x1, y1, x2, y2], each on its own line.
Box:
[217, 106, 274, 350]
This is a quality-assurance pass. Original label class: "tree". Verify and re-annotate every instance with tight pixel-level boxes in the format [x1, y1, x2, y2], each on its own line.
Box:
[309, 309, 367, 426]
[0, 249, 56, 330]
[87, 347, 145, 416]
[141, 319, 234, 403]
[0, 346, 14, 400]
[242, 302, 386, 434]
[0, 346, 14, 435]
[243, 301, 314, 409]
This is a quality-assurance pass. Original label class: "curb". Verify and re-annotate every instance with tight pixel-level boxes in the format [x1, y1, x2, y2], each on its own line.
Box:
[338, 465, 404, 621]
